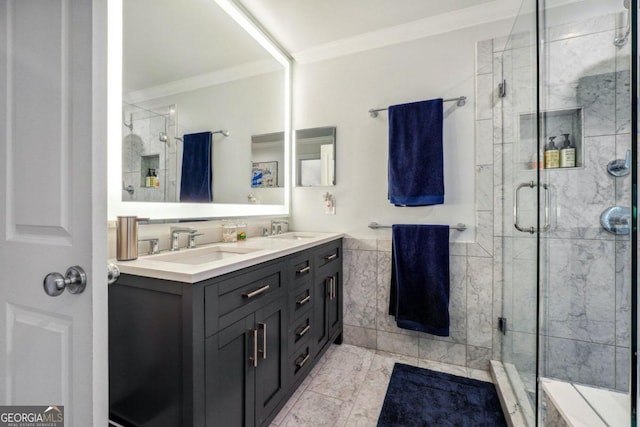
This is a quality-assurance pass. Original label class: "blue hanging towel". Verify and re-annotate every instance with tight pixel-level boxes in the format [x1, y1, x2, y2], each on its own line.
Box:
[180, 131, 213, 203]
[389, 224, 450, 336]
[388, 99, 444, 206]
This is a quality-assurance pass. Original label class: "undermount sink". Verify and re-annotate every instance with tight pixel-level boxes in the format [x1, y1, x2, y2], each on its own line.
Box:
[150, 245, 261, 265]
[269, 232, 316, 240]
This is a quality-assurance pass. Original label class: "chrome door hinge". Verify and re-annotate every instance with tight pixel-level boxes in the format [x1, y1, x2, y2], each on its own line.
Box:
[498, 317, 507, 335]
[498, 80, 507, 98]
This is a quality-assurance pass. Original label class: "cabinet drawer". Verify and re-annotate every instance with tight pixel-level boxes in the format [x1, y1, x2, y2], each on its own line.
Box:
[315, 242, 341, 269]
[289, 252, 313, 286]
[288, 315, 312, 354]
[289, 345, 313, 387]
[205, 263, 283, 337]
[289, 282, 313, 320]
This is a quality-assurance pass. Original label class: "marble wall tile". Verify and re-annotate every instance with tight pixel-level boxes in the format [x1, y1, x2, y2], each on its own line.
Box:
[343, 238, 377, 251]
[547, 31, 615, 87]
[470, 211, 493, 258]
[418, 359, 468, 378]
[377, 331, 420, 358]
[448, 255, 467, 344]
[466, 257, 493, 348]
[476, 74, 494, 121]
[547, 135, 616, 241]
[466, 345, 492, 370]
[419, 338, 466, 366]
[577, 73, 616, 137]
[615, 70, 631, 134]
[343, 325, 377, 350]
[449, 242, 467, 257]
[547, 239, 616, 345]
[343, 250, 378, 329]
[510, 331, 537, 376]
[615, 240, 630, 347]
[476, 39, 494, 75]
[376, 238, 392, 252]
[547, 14, 615, 42]
[615, 346, 630, 392]
[546, 337, 616, 389]
[476, 165, 494, 212]
[476, 119, 494, 165]
[615, 134, 631, 207]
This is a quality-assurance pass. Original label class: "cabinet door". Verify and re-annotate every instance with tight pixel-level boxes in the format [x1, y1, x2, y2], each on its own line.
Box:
[206, 315, 256, 427]
[327, 271, 342, 339]
[312, 274, 329, 357]
[255, 298, 287, 426]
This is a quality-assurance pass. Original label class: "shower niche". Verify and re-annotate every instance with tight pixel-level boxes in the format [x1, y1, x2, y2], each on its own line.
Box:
[518, 107, 583, 170]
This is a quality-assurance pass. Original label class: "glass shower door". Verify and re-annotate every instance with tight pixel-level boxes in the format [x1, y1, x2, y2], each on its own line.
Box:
[498, 2, 539, 426]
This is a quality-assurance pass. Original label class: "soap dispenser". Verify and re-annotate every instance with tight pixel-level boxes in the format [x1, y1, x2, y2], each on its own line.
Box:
[544, 136, 560, 169]
[559, 133, 576, 168]
[145, 168, 152, 187]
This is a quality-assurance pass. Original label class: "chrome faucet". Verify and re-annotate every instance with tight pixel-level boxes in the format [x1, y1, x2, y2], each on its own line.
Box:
[170, 227, 197, 251]
[188, 233, 204, 249]
[138, 237, 160, 255]
[270, 220, 288, 235]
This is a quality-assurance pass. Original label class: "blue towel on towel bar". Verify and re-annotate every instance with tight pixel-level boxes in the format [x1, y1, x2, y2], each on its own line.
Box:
[388, 99, 444, 206]
[180, 131, 213, 203]
[389, 224, 450, 336]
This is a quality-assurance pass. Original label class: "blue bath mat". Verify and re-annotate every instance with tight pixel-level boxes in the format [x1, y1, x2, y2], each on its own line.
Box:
[377, 363, 507, 427]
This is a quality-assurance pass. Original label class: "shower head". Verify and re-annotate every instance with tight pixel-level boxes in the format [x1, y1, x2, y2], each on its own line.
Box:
[213, 130, 230, 137]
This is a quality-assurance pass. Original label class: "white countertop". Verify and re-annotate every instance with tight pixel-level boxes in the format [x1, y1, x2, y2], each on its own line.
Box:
[112, 232, 344, 283]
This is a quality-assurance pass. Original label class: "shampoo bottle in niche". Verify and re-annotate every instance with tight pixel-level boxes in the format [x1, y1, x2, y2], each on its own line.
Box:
[153, 169, 160, 187]
[544, 136, 560, 168]
[145, 168, 152, 187]
[559, 133, 576, 168]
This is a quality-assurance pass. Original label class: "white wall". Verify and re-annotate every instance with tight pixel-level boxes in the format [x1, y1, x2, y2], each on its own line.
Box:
[290, 20, 515, 240]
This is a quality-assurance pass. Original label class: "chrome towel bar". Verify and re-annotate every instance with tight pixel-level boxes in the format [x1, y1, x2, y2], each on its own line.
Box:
[368, 222, 466, 231]
[368, 96, 467, 118]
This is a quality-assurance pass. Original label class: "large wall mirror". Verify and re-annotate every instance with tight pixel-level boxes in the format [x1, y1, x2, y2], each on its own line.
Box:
[107, 0, 291, 219]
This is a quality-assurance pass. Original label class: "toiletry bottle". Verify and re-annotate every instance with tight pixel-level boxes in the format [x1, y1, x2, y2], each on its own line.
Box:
[153, 169, 160, 187]
[544, 136, 560, 168]
[145, 168, 152, 187]
[149, 169, 156, 187]
[559, 133, 576, 168]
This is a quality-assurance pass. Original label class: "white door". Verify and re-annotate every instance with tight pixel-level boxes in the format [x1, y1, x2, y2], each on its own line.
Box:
[0, 1, 108, 426]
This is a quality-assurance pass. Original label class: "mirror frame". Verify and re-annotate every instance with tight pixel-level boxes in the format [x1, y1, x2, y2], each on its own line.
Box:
[107, 0, 292, 220]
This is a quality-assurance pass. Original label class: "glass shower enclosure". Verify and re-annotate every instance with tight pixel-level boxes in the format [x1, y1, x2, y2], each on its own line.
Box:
[498, 0, 637, 424]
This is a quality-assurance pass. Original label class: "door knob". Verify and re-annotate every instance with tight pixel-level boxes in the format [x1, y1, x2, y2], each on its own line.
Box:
[108, 263, 120, 285]
[43, 266, 87, 297]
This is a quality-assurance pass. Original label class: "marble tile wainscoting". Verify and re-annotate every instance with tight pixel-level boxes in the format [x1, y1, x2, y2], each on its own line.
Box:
[342, 237, 497, 372]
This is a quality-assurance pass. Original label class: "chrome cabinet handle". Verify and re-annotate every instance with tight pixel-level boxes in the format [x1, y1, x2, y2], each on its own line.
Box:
[327, 276, 336, 300]
[249, 329, 258, 368]
[243, 284, 270, 299]
[324, 253, 338, 261]
[296, 324, 311, 337]
[297, 266, 311, 275]
[43, 266, 87, 297]
[259, 322, 267, 360]
[296, 295, 311, 306]
[296, 353, 311, 368]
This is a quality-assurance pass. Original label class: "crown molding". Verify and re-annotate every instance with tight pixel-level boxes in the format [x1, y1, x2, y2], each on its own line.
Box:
[291, 0, 522, 64]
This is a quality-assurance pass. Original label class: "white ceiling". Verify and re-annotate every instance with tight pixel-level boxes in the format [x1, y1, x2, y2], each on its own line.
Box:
[238, 0, 496, 54]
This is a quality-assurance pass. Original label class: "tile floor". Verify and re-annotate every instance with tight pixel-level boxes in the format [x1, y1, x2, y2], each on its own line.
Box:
[270, 344, 494, 426]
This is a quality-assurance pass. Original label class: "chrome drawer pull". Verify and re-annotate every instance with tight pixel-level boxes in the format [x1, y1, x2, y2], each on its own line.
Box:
[259, 322, 267, 360]
[297, 266, 311, 275]
[296, 353, 311, 368]
[249, 329, 258, 368]
[324, 253, 338, 261]
[296, 295, 311, 305]
[296, 324, 311, 337]
[243, 284, 270, 299]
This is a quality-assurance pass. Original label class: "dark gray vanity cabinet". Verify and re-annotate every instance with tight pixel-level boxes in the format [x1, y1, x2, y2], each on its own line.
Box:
[312, 241, 343, 358]
[109, 238, 342, 427]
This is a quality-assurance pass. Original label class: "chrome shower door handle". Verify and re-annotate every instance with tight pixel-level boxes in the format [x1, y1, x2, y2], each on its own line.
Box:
[514, 181, 535, 234]
[514, 181, 551, 234]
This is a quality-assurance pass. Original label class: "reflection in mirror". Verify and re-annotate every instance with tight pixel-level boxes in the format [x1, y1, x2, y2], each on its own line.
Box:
[120, 0, 286, 205]
[250, 132, 285, 204]
[295, 127, 336, 187]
